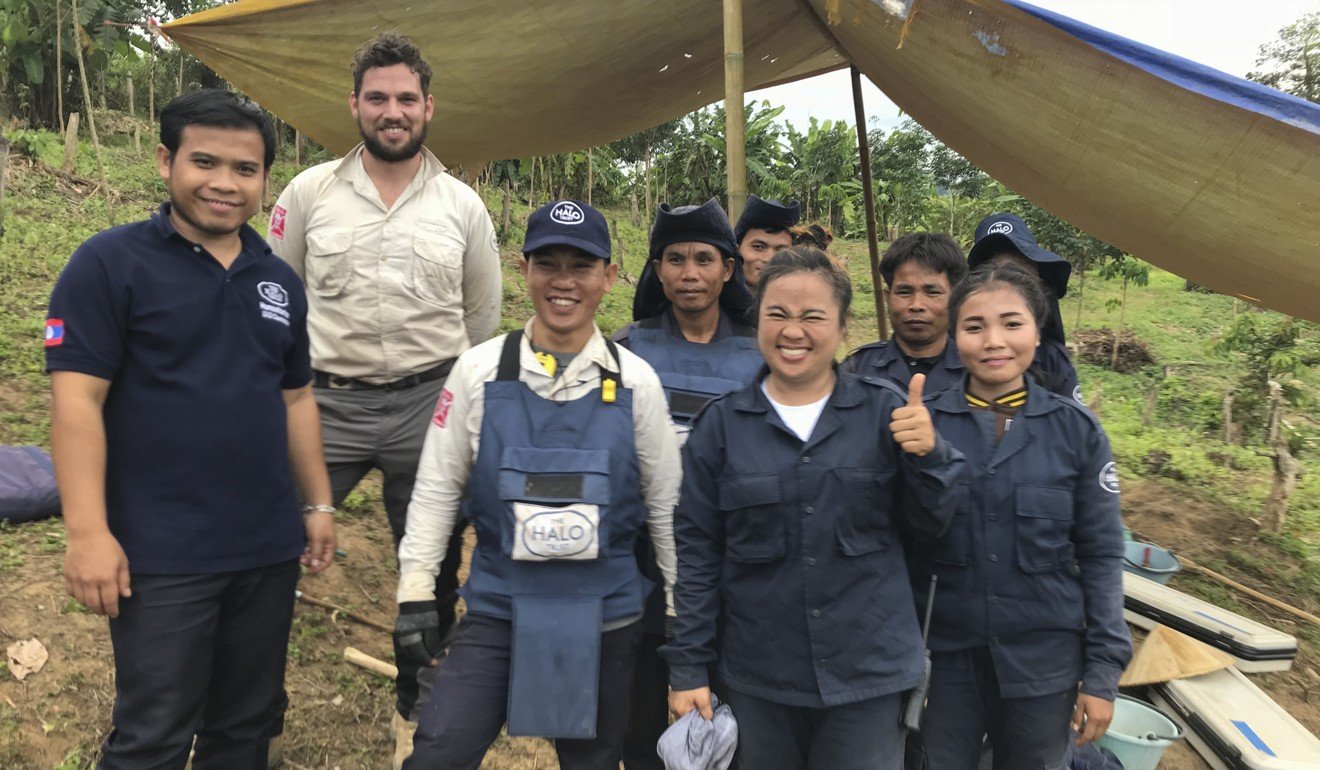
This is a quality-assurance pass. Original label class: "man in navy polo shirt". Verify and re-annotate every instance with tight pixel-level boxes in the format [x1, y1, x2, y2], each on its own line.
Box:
[46, 89, 336, 769]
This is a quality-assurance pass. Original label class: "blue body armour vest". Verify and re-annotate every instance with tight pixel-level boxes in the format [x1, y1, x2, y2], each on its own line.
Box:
[625, 326, 763, 424]
[460, 331, 649, 739]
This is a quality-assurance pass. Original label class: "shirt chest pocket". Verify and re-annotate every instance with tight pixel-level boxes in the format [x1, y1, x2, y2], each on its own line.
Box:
[1014, 484, 1076, 573]
[409, 228, 464, 306]
[304, 228, 354, 297]
[718, 474, 786, 563]
[833, 468, 892, 556]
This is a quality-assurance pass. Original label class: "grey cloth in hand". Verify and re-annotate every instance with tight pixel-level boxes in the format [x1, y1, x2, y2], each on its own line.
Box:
[657, 694, 738, 770]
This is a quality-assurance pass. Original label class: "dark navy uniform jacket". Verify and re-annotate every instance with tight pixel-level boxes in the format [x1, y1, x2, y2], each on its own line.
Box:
[842, 338, 1082, 402]
[912, 377, 1131, 700]
[664, 370, 965, 707]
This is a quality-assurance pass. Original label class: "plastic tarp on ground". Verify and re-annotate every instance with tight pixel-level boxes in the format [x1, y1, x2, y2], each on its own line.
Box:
[162, 0, 1320, 323]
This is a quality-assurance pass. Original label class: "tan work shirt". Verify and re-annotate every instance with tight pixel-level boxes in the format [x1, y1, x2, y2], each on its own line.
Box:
[268, 144, 502, 383]
[397, 320, 681, 612]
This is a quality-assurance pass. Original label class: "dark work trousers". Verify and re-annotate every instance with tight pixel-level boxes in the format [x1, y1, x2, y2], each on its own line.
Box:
[722, 688, 906, 770]
[914, 648, 1076, 770]
[622, 631, 669, 770]
[99, 560, 300, 770]
[314, 378, 467, 720]
[405, 614, 643, 770]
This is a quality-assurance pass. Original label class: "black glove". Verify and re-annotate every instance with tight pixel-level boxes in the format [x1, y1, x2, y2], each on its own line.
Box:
[394, 601, 442, 668]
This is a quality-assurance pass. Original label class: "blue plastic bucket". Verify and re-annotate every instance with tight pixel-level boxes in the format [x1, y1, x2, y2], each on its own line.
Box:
[1122, 541, 1182, 585]
[1094, 695, 1182, 770]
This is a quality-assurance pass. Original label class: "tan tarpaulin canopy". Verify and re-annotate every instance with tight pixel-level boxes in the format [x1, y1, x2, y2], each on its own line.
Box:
[163, 0, 1320, 323]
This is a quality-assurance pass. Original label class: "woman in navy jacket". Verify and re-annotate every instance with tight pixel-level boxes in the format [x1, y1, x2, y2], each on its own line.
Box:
[911, 264, 1131, 770]
[664, 246, 965, 770]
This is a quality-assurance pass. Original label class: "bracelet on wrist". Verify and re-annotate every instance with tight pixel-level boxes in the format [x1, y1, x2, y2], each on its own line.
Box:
[302, 504, 336, 516]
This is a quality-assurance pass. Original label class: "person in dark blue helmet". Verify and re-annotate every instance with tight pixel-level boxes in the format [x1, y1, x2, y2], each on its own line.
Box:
[666, 246, 965, 770]
[613, 198, 761, 770]
[735, 194, 802, 286]
[910, 264, 1130, 770]
[967, 212, 1084, 403]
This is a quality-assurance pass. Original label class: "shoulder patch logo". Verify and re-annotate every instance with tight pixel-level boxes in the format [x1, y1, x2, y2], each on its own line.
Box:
[1099, 462, 1120, 494]
[550, 201, 585, 225]
[987, 221, 1014, 235]
[269, 205, 287, 240]
[433, 388, 454, 428]
[44, 318, 65, 347]
[258, 281, 290, 308]
[1073, 385, 1084, 404]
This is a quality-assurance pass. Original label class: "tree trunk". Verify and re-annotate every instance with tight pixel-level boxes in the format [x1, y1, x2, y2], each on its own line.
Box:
[294, 130, 303, 165]
[56, 0, 65, 132]
[127, 77, 135, 116]
[148, 40, 156, 119]
[1111, 276, 1128, 371]
[1073, 258, 1087, 335]
[528, 157, 538, 210]
[177, 55, 185, 97]
[630, 189, 639, 227]
[62, 112, 80, 172]
[500, 177, 511, 243]
[71, 0, 113, 226]
[1262, 380, 1300, 533]
[586, 147, 593, 205]
[1222, 392, 1237, 445]
[132, 125, 141, 157]
[643, 145, 653, 216]
[0, 136, 10, 236]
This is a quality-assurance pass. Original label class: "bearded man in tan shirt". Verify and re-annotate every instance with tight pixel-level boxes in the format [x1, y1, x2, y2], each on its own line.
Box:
[267, 33, 501, 765]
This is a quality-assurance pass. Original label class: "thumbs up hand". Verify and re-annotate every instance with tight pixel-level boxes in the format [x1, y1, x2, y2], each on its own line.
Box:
[889, 373, 936, 456]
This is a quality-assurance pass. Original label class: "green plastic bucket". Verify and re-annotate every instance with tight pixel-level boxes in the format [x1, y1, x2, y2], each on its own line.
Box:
[1094, 694, 1182, 770]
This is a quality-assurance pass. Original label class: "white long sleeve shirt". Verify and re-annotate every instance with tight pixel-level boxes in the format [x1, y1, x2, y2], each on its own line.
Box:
[397, 320, 681, 613]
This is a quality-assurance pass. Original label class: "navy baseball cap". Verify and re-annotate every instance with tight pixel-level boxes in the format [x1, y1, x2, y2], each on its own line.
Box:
[967, 212, 1072, 298]
[522, 200, 611, 261]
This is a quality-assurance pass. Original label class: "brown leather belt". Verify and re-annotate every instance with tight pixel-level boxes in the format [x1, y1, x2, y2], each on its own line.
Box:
[312, 359, 454, 391]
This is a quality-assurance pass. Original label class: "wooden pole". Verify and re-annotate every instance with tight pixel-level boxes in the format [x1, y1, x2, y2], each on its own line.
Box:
[55, 0, 65, 133]
[147, 34, 156, 119]
[126, 76, 135, 116]
[62, 112, 79, 172]
[852, 66, 889, 340]
[587, 147, 593, 205]
[0, 136, 10, 236]
[296, 591, 393, 634]
[723, 0, 747, 222]
[70, 0, 113, 226]
[344, 647, 397, 680]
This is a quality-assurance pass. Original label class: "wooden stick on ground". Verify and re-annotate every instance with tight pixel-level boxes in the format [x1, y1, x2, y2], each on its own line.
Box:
[295, 591, 393, 634]
[344, 647, 397, 680]
[1179, 556, 1320, 628]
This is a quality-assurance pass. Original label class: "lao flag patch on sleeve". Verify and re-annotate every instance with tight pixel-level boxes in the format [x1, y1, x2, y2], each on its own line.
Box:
[44, 319, 65, 347]
[432, 388, 454, 428]
[269, 205, 287, 241]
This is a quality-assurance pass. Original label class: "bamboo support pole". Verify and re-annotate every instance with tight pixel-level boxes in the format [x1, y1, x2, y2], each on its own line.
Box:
[723, 0, 747, 222]
[295, 591, 393, 634]
[70, 0, 113, 226]
[62, 112, 79, 172]
[852, 66, 889, 340]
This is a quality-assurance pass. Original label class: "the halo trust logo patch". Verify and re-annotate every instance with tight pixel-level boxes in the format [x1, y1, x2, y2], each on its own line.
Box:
[550, 201, 585, 225]
[988, 221, 1014, 236]
[1099, 461, 1120, 494]
[258, 281, 289, 307]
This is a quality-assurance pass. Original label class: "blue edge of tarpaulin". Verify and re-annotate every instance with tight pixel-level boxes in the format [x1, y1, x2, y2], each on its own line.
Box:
[1007, 0, 1320, 136]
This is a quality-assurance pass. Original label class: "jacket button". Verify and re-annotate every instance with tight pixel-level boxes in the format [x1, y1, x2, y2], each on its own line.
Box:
[988, 514, 997, 521]
[806, 557, 817, 566]
[804, 506, 815, 515]
[989, 554, 999, 562]
[802, 456, 812, 463]
[987, 467, 996, 475]
[811, 609, 821, 618]
[818, 659, 827, 666]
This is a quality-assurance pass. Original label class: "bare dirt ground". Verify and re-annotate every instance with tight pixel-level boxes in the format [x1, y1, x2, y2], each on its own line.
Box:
[1, 476, 1316, 768]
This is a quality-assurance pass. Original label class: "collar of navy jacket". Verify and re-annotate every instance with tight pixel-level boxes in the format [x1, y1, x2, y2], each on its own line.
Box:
[863, 335, 966, 372]
[928, 373, 1063, 418]
[726, 365, 904, 416]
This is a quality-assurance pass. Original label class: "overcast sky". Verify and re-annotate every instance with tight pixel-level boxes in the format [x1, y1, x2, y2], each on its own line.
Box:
[755, 0, 1318, 131]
